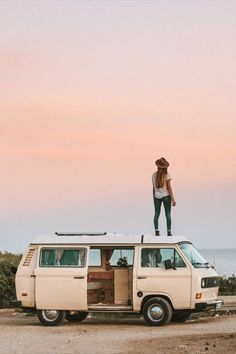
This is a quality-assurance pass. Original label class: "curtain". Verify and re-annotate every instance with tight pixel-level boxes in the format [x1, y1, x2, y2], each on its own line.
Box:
[55, 250, 64, 265]
[105, 249, 114, 270]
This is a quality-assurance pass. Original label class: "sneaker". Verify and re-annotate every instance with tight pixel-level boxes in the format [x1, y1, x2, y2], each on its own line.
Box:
[167, 231, 172, 236]
[155, 230, 160, 236]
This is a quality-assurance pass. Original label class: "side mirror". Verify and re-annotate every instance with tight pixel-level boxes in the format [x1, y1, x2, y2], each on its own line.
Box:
[164, 259, 176, 270]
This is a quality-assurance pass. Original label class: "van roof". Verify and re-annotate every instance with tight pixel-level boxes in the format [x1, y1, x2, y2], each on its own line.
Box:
[30, 233, 190, 246]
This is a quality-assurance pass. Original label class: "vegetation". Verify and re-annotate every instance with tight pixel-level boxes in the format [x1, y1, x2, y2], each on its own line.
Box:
[219, 275, 236, 296]
[117, 256, 129, 267]
[0, 251, 22, 308]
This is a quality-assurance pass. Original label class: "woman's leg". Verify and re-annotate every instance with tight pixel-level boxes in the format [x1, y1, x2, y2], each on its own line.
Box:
[153, 197, 162, 234]
[163, 196, 172, 234]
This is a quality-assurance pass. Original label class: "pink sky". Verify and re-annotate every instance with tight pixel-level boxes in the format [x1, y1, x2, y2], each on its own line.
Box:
[0, 2, 235, 251]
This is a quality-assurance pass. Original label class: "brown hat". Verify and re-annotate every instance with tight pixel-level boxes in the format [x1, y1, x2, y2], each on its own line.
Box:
[155, 157, 169, 169]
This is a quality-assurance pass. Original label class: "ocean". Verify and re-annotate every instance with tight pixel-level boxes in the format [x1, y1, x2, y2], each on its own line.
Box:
[200, 249, 236, 277]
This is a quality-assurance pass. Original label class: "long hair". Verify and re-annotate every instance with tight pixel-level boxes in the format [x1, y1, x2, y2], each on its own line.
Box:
[155, 168, 167, 188]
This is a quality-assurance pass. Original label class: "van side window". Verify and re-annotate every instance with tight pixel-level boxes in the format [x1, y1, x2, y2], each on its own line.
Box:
[89, 249, 101, 266]
[141, 248, 186, 268]
[40, 248, 86, 267]
[110, 249, 134, 266]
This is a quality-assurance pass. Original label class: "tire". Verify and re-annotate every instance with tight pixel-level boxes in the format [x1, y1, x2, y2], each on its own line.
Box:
[65, 311, 88, 322]
[37, 310, 65, 326]
[143, 297, 172, 326]
[172, 311, 191, 323]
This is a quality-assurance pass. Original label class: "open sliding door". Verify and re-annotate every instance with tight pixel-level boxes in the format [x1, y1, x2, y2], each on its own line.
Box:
[35, 246, 89, 311]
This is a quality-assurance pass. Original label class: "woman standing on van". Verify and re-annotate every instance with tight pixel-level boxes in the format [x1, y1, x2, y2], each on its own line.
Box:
[152, 157, 176, 236]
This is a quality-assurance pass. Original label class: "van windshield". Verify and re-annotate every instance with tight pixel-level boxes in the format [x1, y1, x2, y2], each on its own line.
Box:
[179, 243, 209, 268]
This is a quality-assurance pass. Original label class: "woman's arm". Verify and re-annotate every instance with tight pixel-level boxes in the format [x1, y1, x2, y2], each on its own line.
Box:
[166, 180, 176, 206]
[152, 173, 156, 198]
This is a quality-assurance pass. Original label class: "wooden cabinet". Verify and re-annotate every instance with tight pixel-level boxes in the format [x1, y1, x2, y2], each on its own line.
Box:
[87, 269, 133, 305]
[87, 271, 114, 304]
[87, 289, 101, 304]
[114, 269, 132, 305]
[102, 279, 114, 304]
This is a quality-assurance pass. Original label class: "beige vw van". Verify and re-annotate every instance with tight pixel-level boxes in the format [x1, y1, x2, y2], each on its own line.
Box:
[15, 232, 223, 326]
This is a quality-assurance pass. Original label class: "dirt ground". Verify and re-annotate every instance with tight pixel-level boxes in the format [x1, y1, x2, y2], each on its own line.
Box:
[127, 333, 236, 354]
[0, 310, 235, 354]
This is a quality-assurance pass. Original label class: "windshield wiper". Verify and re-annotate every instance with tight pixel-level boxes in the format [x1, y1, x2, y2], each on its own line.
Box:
[204, 262, 214, 269]
[192, 262, 207, 268]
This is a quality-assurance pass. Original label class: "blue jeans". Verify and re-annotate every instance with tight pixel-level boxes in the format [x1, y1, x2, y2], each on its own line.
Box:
[153, 195, 172, 231]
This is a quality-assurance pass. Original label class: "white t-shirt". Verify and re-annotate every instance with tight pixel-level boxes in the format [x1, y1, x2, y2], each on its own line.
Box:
[152, 172, 171, 199]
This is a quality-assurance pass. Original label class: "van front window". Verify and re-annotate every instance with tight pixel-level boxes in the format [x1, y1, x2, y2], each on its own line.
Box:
[141, 248, 186, 268]
[179, 243, 208, 268]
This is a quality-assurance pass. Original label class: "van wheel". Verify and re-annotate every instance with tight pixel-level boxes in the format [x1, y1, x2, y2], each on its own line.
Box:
[65, 311, 88, 322]
[172, 311, 191, 323]
[37, 310, 65, 326]
[143, 297, 172, 326]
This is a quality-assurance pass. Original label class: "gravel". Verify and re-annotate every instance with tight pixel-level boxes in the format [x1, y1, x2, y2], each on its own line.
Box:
[0, 310, 235, 354]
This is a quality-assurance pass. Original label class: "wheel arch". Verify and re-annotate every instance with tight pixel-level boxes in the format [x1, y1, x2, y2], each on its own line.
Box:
[141, 294, 174, 314]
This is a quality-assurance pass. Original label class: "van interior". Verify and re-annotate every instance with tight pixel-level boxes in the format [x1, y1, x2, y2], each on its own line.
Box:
[87, 247, 134, 310]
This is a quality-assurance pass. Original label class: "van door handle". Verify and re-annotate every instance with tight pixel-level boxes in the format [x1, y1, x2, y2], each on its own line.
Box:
[74, 276, 85, 279]
[137, 276, 147, 279]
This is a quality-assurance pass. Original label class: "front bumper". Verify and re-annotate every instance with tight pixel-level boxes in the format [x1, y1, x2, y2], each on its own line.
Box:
[195, 299, 224, 312]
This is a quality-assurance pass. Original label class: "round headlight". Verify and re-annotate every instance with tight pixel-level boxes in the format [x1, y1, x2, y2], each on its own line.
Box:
[201, 278, 206, 288]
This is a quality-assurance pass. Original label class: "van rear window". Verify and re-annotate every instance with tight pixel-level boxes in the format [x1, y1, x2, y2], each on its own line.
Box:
[40, 248, 86, 267]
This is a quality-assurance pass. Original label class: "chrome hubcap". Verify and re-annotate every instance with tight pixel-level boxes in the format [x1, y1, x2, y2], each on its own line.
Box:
[148, 305, 164, 321]
[42, 310, 59, 322]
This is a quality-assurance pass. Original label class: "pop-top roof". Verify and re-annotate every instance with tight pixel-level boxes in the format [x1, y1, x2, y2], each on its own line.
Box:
[30, 232, 190, 246]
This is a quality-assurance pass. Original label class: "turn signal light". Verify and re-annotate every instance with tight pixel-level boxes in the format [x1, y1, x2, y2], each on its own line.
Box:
[196, 293, 202, 299]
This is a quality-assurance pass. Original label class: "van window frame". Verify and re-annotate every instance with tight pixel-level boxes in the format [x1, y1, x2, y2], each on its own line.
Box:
[109, 247, 135, 267]
[88, 248, 102, 267]
[39, 247, 87, 268]
[178, 242, 209, 268]
[88, 246, 135, 268]
[140, 246, 186, 268]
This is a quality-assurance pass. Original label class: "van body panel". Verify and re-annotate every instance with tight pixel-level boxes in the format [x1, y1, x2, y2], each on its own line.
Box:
[132, 246, 139, 311]
[137, 274, 191, 309]
[191, 268, 220, 309]
[30, 234, 189, 246]
[34, 246, 89, 310]
[136, 246, 192, 309]
[15, 275, 36, 308]
[15, 247, 38, 308]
